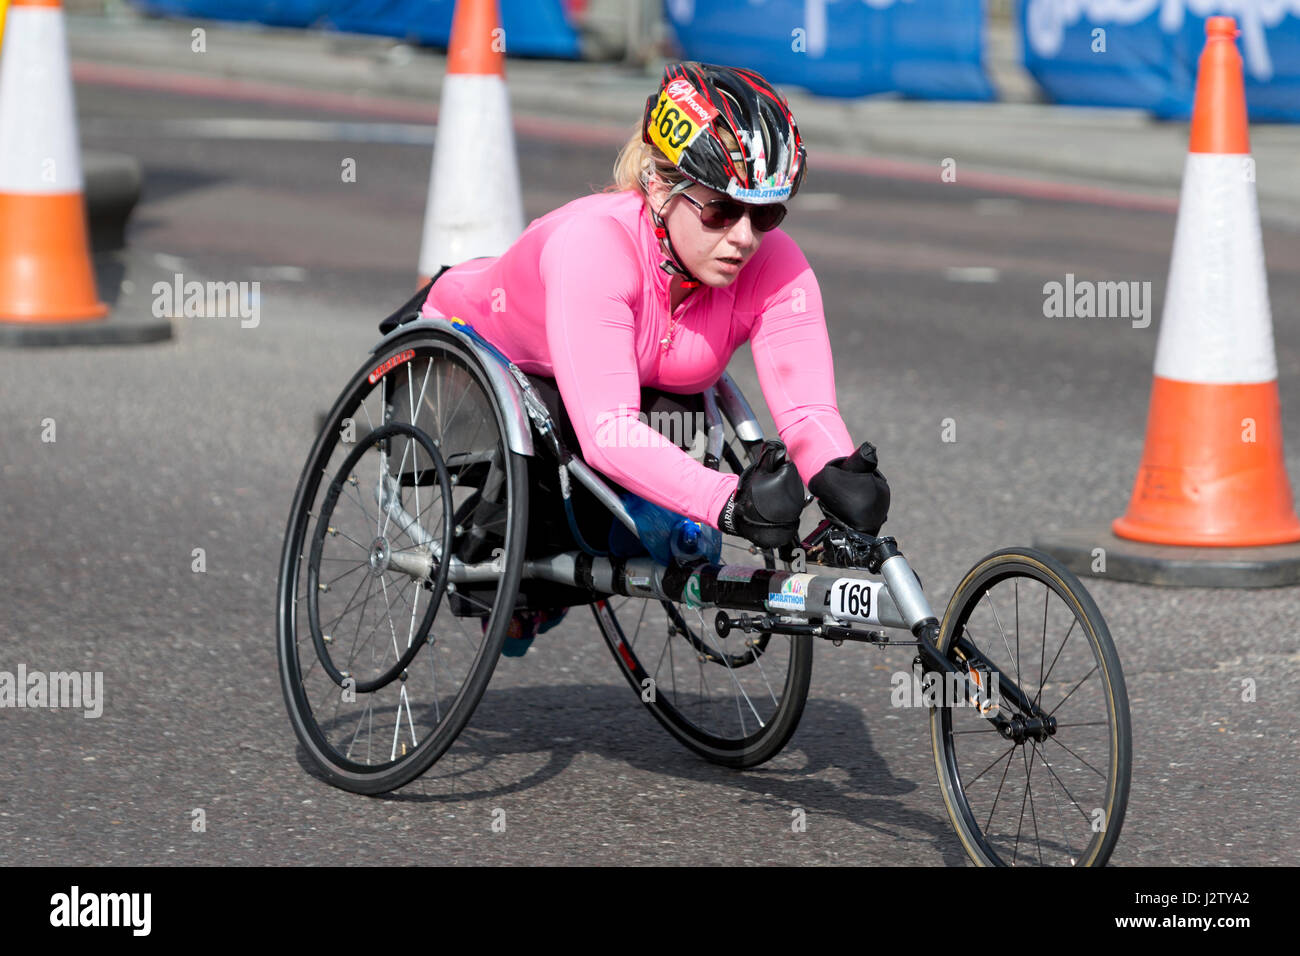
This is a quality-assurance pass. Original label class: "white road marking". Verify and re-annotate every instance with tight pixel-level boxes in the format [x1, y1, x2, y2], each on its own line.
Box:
[83, 117, 435, 145]
[943, 266, 1001, 283]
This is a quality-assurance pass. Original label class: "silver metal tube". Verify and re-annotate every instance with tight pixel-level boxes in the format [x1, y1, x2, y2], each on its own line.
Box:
[444, 546, 922, 636]
[446, 558, 498, 584]
[880, 555, 937, 629]
[714, 372, 764, 444]
[375, 472, 435, 550]
[702, 389, 725, 465]
[565, 457, 637, 534]
[388, 549, 433, 580]
[520, 552, 578, 585]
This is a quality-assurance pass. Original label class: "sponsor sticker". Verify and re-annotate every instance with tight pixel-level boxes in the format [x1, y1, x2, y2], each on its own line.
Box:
[725, 181, 792, 203]
[767, 572, 815, 612]
[648, 85, 718, 164]
[368, 349, 416, 385]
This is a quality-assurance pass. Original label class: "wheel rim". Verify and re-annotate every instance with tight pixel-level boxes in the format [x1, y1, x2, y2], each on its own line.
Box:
[935, 561, 1128, 866]
[279, 340, 523, 785]
[593, 421, 810, 763]
[600, 590, 803, 753]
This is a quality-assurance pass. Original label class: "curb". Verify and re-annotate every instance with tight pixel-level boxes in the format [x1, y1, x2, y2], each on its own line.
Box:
[0, 314, 173, 347]
[84, 150, 142, 252]
[1034, 528, 1300, 588]
[0, 250, 173, 348]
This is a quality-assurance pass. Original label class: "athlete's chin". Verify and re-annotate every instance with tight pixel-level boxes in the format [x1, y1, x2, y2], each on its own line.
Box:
[700, 261, 746, 286]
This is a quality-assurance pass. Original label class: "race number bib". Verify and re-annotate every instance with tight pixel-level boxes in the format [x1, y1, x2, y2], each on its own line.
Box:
[827, 577, 883, 624]
[647, 80, 719, 164]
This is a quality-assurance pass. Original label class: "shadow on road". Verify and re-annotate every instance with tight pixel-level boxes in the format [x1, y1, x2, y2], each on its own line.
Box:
[287, 681, 968, 864]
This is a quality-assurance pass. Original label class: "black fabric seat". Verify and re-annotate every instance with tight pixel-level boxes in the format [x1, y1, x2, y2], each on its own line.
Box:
[522, 373, 706, 559]
[377, 275, 439, 335]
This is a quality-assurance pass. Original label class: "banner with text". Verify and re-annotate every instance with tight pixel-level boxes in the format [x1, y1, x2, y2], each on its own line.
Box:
[128, 0, 581, 59]
[664, 0, 994, 101]
[1021, 0, 1300, 120]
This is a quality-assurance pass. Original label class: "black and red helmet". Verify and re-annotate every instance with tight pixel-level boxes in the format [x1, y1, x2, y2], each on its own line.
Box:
[642, 62, 806, 204]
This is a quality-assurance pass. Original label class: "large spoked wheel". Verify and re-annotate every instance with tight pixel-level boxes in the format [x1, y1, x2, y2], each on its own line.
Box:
[592, 409, 813, 768]
[931, 548, 1131, 866]
[277, 333, 529, 794]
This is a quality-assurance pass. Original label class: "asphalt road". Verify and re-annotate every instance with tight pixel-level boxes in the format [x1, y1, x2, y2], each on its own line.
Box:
[1, 79, 1297, 866]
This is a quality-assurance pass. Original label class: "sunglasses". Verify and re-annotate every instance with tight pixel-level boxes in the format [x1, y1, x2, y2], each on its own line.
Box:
[677, 191, 788, 232]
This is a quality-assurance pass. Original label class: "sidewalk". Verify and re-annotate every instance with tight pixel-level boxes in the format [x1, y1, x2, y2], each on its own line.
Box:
[64, 10, 1300, 228]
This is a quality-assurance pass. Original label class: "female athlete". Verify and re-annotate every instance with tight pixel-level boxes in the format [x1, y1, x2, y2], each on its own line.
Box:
[416, 62, 890, 650]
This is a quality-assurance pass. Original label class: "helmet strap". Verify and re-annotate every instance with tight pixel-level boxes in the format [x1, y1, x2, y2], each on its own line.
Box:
[650, 182, 702, 289]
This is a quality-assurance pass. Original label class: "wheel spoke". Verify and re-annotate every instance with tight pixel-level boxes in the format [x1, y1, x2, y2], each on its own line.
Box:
[1047, 664, 1099, 718]
[1034, 615, 1077, 710]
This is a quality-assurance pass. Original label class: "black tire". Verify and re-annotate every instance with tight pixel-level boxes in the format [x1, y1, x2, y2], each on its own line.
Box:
[930, 548, 1131, 866]
[592, 408, 813, 768]
[277, 333, 528, 794]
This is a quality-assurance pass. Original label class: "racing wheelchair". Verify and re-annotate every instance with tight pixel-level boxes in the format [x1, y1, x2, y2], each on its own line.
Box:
[276, 292, 1132, 867]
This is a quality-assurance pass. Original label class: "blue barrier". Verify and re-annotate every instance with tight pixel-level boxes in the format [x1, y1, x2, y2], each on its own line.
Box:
[129, 0, 580, 59]
[663, 0, 994, 101]
[1021, 0, 1300, 121]
[131, 0, 326, 27]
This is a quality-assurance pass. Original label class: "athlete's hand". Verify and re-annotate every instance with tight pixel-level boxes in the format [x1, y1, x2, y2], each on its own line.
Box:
[808, 441, 890, 536]
[718, 440, 806, 549]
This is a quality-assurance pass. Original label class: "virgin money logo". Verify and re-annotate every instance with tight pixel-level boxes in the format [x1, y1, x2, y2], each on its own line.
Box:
[665, 81, 717, 124]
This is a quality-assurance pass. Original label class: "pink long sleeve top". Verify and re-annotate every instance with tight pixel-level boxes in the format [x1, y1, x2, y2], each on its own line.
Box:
[421, 188, 854, 529]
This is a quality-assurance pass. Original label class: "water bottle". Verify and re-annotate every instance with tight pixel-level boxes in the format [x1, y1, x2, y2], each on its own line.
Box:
[670, 516, 722, 566]
[611, 493, 721, 566]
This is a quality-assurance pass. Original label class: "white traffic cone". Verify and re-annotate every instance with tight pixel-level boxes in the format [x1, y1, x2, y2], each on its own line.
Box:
[417, 0, 524, 282]
[1112, 15, 1300, 547]
[0, 0, 107, 324]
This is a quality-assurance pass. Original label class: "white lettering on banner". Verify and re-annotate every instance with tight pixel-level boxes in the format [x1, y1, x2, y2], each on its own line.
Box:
[1026, 0, 1300, 80]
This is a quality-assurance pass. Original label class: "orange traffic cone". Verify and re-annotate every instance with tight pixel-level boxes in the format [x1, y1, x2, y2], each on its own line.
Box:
[417, 0, 524, 282]
[1112, 16, 1300, 547]
[0, 0, 107, 324]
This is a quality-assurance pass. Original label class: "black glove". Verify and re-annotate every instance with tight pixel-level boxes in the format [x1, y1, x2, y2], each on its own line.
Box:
[808, 441, 890, 536]
[718, 440, 806, 548]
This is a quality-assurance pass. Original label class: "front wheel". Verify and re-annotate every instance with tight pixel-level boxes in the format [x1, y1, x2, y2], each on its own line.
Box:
[930, 548, 1131, 866]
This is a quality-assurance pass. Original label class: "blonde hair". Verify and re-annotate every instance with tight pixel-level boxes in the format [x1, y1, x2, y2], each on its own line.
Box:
[607, 123, 741, 197]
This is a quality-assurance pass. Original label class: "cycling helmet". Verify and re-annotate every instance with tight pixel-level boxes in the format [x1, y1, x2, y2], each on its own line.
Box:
[643, 62, 806, 204]
[641, 63, 805, 286]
